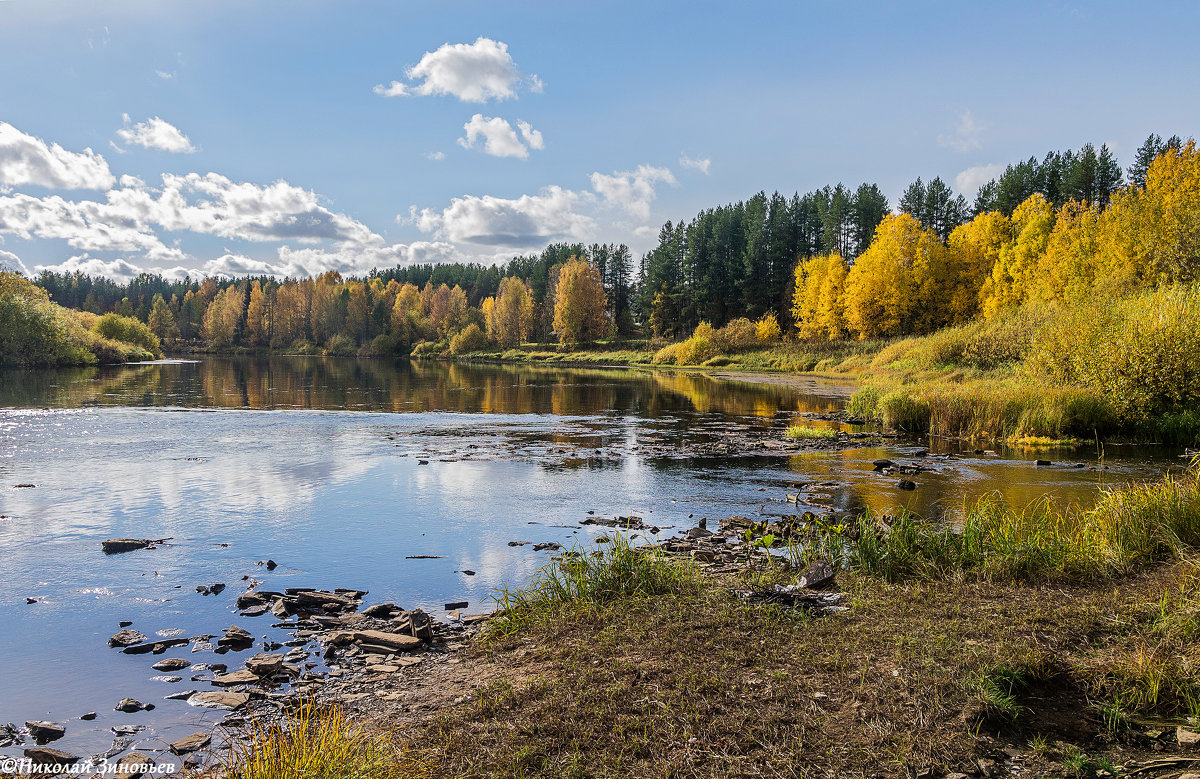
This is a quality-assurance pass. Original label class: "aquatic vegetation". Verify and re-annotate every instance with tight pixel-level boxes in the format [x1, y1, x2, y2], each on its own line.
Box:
[784, 424, 836, 440]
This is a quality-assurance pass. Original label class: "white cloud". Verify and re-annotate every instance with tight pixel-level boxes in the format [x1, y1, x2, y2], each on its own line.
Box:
[0, 122, 115, 190]
[115, 115, 196, 153]
[155, 70, 175, 80]
[517, 120, 544, 150]
[589, 164, 676, 220]
[374, 37, 539, 103]
[426, 151, 446, 161]
[457, 115, 543, 159]
[679, 154, 711, 175]
[33, 254, 145, 282]
[414, 185, 594, 248]
[0, 249, 29, 276]
[938, 109, 985, 153]
[954, 163, 1005, 198]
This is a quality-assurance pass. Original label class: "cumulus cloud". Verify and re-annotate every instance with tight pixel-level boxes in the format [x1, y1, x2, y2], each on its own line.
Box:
[115, 115, 196, 153]
[414, 185, 594, 248]
[457, 115, 543, 159]
[938, 110, 985, 153]
[590, 164, 676, 220]
[954, 162, 1005, 198]
[374, 37, 540, 103]
[33, 254, 145, 282]
[426, 151, 446, 161]
[0, 249, 29, 276]
[679, 154, 711, 174]
[0, 122, 115, 190]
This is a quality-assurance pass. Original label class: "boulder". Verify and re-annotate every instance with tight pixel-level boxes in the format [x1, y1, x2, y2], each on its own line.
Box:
[114, 699, 146, 713]
[169, 732, 211, 755]
[797, 560, 837, 590]
[25, 720, 65, 743]
[108, 629, 148, 648]
[186, 691, 249, 711]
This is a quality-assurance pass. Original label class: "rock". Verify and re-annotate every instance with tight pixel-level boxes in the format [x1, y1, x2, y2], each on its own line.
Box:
[691, 549, 716, 563]
[152, 658, 191, 672]
[797, 560, 836, 589]
[244, 653, 285, 676]
[24, 746, 82, 766]
[325, 629, 423, 652]
[361, 603, 395, 618]
[170, 731, 211, 755]
[872, 459, 895, 471]
[111, 724, 145, 736]
[217, 625, 254, 650]
[164, 690, 197, 701]
[1179, 725, 1200, 746]
[533, 542, 561, 551]
[896, 479, 917, 491]
[25, 720, 65, 743]
[80, 712, 96, 721]
[196, 583, 226, 596]
[444, 600, 468, 610]
[113, 752, 157, 776]
[237, 591, 265, 608]
[240, 604, 270, 617]
[265, 559, 278, 570]
[113, 698, 148, 713]
[108, 629, 148, 648]
[101, 539, 154, 554]
[212, 670, 260, 686]
[365, 664, 399, 673]
[118, 620, 133, 627]
[187, 691, 250, 710]
[1035, 459, 1052, 466]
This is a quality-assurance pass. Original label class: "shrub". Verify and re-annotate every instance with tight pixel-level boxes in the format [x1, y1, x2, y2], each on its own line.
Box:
[755, 313, 782, 344]
[652, 342, 680, 364]
[323, 333, 356, 356]
[0, 273, 96, 366]
[410, 340, 445, 358]
[713, 318, 758, 351]
[92, 312, 162, 356]
[357, 334, 398, 358]
[449, 323, 489, 355]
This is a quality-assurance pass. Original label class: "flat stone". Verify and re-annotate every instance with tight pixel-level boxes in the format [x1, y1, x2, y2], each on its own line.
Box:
[152, 658, 191, 672]
[212, 669, 260, 686]
[361, 603, 396, 618]
[80, 712, 97, 721]
[240, 604, 270, 617]
[108, 629, 148, 648]
[114, 752, 157, 776]
[797, 560, 836, 589]
[186, 691, 249, 710]
[24, 746, 82, 766]
[170, 731, 211, 754]
[25, 720, 65, 743]
[364, 664, 399, 673]
[102, 539, 153, 554]
[164, 689, 197, 701]
[244, 653, 284, 676]
[326, 629, 423, 652]
[1179, 725, 1200, 746]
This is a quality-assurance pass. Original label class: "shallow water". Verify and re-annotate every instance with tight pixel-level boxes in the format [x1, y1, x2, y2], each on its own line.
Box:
[0, 357, 1184, 765]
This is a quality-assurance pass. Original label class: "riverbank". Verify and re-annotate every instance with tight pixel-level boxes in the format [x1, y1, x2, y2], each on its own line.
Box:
[213, 469, 1200, 779]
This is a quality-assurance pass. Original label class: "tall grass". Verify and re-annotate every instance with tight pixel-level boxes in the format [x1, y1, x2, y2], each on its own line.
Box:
[823, 466, 1200, 583]
[489, 534, 701, 636]
[223, 702, 430, 779]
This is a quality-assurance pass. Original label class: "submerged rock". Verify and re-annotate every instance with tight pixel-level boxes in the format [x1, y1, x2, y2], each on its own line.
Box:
[170, 732, 211, 755]
[25, 721, 65, 743]
[101, 539, 155, 554]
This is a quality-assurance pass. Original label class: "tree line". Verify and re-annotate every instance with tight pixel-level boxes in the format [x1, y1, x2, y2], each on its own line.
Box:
[30, 132, 1189, 353]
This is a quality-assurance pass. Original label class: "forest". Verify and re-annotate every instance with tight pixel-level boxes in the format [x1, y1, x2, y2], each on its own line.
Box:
[15, 133, 1194, 365]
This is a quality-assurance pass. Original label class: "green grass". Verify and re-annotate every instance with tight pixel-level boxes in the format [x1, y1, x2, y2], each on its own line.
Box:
[488, 534, 702, 637]
[785, 424, 837, 440]
[804, 466, 1200, 584]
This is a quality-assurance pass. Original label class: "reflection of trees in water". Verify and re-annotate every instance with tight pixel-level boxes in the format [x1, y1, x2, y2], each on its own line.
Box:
[1, 358, 839, 420]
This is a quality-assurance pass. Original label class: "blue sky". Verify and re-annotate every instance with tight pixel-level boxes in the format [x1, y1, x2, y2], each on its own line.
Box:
[0, 0, 1197, 281]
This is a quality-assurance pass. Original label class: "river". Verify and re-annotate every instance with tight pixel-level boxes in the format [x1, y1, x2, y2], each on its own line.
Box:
[0, 357, 1184, 767]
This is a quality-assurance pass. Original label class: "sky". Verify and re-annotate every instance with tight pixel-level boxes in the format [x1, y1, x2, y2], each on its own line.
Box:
[0, 0, 1197, 282]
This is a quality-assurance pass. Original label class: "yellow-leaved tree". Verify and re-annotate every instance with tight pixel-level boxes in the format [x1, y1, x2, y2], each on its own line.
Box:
[552, 257, 609, 346]
[944, 211, 1012, 323]
[792, 254, 849, 340]
[487, 277, 536, 347]
[843, 214, 945, 338]
[979, 193, 1055, 317]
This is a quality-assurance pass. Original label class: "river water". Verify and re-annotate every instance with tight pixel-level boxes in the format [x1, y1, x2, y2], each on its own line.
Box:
[0, 357, 1184, 766]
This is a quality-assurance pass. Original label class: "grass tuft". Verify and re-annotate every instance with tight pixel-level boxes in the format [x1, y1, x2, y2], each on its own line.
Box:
[785, 424, 837, 440]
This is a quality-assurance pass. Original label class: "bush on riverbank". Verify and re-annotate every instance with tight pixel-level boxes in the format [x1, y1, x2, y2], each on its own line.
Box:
[849, 285, 1200, 443]
[1, 272, 158, 366]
